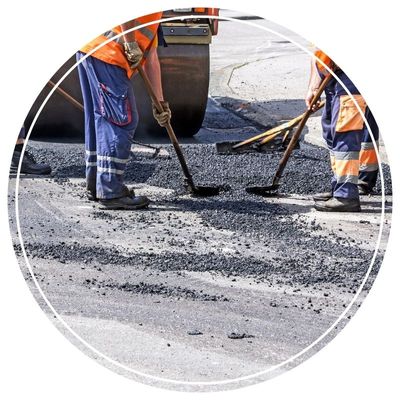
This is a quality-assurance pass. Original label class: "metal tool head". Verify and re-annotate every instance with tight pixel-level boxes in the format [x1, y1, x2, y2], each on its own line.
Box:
[216, 141, 253, 155]
[216, 140, 287, 155]
[245, 184, 280, 197]
[189, 185, 222, 197]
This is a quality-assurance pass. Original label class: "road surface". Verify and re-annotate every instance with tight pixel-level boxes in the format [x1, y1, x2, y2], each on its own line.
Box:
[8, 13, 392, 391]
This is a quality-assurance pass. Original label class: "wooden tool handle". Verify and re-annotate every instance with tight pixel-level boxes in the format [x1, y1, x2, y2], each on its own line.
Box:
[137, 66, 165, 113]
[259, 101, 325, 147]
[137, 65, 196, 189]
[272, 73, 332, 185]
[259, 130, 285, 146]
[47, 80, 84, 112]
[233, 100, 326, 150]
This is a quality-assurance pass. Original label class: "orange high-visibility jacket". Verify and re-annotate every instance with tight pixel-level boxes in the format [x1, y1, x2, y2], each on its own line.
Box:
[314, 49, 334, 76]
[80, 12, 163, 78]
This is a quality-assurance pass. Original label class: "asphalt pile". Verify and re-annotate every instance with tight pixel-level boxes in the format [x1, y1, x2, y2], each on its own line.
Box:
[134, 144, 391, 196]
[19, 142, 387, 296]
[28, 142, 392, 196]
[84, 278, 229, 302]
[18, 221, 380, 292]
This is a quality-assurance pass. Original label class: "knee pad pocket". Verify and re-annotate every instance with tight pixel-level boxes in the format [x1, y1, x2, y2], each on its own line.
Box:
[336, 95, 367, 133]
[98, 83, 132, 126]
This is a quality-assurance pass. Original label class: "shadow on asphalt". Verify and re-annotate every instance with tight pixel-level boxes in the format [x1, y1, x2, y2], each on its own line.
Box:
[359, 208, 388, 215]
[26, 96, 323, 146]
[9, 172, 53, 180]
[360, 201, 392, 214]
[213, 96, 323, 128]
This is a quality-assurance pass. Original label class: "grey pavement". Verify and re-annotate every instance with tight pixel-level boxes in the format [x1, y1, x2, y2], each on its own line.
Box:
[8, 13, 392, 391]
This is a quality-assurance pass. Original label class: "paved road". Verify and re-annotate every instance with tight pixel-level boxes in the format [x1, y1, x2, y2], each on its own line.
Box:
[9, 14, 392, 391]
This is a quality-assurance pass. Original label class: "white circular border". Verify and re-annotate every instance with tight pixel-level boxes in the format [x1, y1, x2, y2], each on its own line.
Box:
[13, 14, 387, 389]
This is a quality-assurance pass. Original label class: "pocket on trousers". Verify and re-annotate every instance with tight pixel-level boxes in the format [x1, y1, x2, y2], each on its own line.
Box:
[336, 94, 367, 132]
[99, 83, 132, 126]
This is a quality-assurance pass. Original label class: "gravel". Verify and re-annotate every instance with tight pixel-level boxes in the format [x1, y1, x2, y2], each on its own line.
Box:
[16, 141, 388, 297]
[17, 233, 380, 292]
[27, 142, 392, 196]
[84, 279, 229, 302]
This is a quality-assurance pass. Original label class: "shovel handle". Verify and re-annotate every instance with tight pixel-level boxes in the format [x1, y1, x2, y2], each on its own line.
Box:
[233, 114, 303, 149]
[137, 66, 164, 114]
[233, 100, 325, 150]
[47, 80, 84, 112]
[272, 73, 332, 186]
[259, 130, 286, 146]
[258, 101, 326, 147]
[137, 65, 196, 190]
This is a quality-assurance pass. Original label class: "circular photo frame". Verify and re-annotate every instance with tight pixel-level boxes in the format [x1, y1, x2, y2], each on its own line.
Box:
[8, 8, 392, 392]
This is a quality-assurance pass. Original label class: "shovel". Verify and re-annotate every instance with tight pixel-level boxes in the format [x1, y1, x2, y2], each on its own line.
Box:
[216, 101, 325, 154]
[246, 72, 332, 197]
[137, 65, 221, 196]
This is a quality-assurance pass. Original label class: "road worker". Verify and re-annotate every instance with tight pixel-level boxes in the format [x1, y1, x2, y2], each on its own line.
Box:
[306, 49, 379, 212]
[76, 12, 171, 210]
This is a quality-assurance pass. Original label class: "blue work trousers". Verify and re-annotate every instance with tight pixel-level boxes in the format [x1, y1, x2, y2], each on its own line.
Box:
[321, 71, 378, 199]
[76, 52, 138, 199]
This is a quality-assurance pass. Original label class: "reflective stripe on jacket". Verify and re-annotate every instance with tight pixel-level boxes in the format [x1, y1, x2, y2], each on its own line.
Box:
[80, 12, 163, 78]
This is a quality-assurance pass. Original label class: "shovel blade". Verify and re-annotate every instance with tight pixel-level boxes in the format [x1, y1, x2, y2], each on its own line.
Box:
[246, 184, 280, 197]
[216, 140, 289, 155]
[189, 185, 221, 197]
[216, 141, 252, 154]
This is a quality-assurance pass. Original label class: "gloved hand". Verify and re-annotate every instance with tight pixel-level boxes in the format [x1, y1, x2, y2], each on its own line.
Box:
[123, 41, 143, 69]
[152, 101, 172, 127]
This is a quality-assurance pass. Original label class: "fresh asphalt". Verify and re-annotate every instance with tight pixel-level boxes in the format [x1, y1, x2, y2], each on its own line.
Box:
[8, 14, 392, 391]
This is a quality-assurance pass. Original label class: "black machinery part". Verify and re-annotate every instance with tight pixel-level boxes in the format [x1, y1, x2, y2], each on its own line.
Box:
[25, 44, 210, 141]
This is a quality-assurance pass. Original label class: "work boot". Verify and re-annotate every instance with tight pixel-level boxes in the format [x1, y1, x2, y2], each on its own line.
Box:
[99, 194, 150, 210]
[312, 191, 333, 202]
[314, 197, 361, 212]
[11, 150, 51, 175]
[86, 185, 135, 202]
[358, 184, 373, 196]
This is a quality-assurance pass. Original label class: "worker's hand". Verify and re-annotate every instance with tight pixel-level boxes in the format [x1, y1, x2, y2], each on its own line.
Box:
[123, 41, 143, 69]
[152, 101, 172, 127]
[305, 87, 321, 111]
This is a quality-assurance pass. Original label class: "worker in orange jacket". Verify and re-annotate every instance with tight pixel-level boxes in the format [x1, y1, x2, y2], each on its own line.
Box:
[76, 12, 171, 209]
[306, 50, 379, 212]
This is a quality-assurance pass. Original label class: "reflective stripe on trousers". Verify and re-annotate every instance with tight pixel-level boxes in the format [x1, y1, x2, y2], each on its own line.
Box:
[358, 108, 379, 190]
[359, 142, 379, 172]
[329, 150, 359, 185]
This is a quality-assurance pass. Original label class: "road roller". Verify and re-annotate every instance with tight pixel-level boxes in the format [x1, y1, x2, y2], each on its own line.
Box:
[26, 8, 219, 141]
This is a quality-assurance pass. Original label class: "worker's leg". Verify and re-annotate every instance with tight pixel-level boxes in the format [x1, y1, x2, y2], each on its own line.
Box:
[313, 87, 336, 201]
[358, 108, 379, 193]
[94, 62, 138, 199]
[16, 126, 25, 144]
[76, 52, 97, 196]
[321, 88, 336, 191]
[329, 95, 362, 199]
[76, 55, 139, 199]
[315, 74, 364, 211]
[330, 74, 366, 200]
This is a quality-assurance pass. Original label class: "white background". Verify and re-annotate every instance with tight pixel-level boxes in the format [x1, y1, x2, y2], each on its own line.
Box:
[0, 1, 398, 399]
